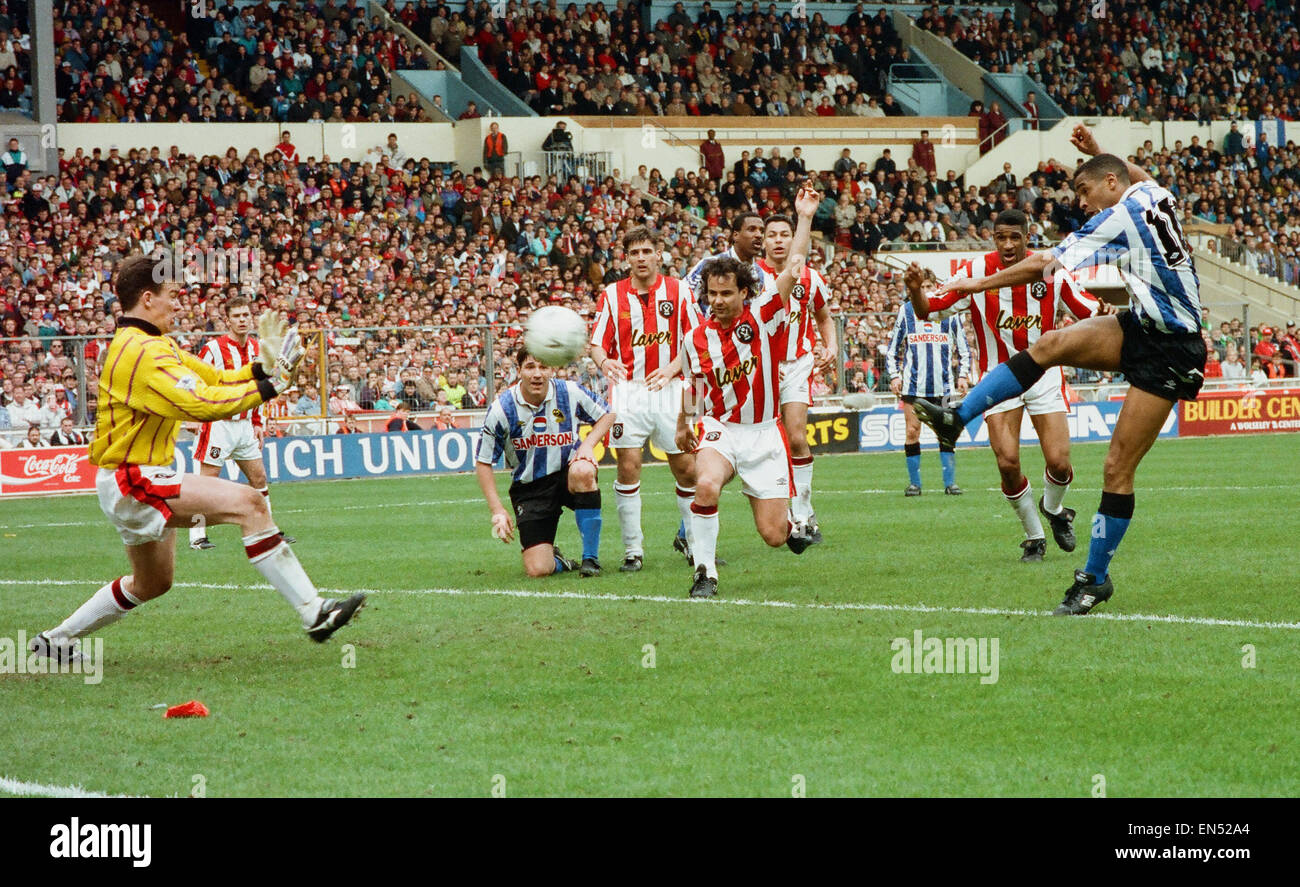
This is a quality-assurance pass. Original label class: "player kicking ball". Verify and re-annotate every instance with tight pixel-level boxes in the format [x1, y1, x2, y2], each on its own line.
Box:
[904, 209, 1101, 561]
[590, 226, 701, 572]
[676, 184, 820, 599]
[29, 255, 364, 665]
[756, 214, 837, 542]
[475, 345, 614, 578]
[189, 296, 295, 550]
[911, 125, 1207, 614]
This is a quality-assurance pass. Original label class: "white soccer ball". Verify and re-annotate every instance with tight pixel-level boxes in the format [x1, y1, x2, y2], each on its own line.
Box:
[524, 305, 588, 367]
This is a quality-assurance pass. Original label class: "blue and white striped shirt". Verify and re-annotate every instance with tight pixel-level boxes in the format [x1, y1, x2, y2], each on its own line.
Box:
[475, 379, 609, 484]
[1051, 180, 1201, 334]
[886, 302, 971, 399]
[683, 246, 767, 314]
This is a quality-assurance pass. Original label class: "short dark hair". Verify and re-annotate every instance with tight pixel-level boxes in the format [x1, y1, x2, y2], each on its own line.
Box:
[114, 254, 165, 311]
[731, 211, 763, 232]
[763, 214, 794, 231]
[224, 295, 252, 315]
[514, 342, 540, 367]
[622, 225, 655, 251]
[1074, 154, 1131, 186]
[699, 255, 757, 299]
[994, 209, 1029, 231]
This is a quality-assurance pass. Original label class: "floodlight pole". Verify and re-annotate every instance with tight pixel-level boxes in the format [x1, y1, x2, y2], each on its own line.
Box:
[29, 0, 58, 171]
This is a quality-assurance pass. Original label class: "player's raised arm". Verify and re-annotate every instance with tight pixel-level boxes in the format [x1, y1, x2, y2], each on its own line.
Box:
[143, 343, 275, 423]
[772, 184, 819, 306]
[905, 262, 932, 319]
[934, 250, 1055, 298]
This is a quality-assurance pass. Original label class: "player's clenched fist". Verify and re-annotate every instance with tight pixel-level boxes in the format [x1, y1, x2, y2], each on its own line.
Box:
[1070, 123, 1100, 157]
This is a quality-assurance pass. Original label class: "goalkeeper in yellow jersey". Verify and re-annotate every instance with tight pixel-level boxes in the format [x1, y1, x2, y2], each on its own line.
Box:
[29, 254, 365, 664]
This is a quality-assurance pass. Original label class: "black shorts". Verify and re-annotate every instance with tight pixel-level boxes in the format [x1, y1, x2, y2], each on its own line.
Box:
[1119, 310, 1207, 402]
[509, 468, 578, 551]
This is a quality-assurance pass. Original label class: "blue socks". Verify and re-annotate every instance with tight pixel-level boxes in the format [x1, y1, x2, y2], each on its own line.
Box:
[1083, 492, 1135, 583]
[958, 351, 1047, 424]
[677, 519, 687, 541]
[940, 447, 956, 487]
[904, 442, 921, 487]
[553, 554, 571, 573]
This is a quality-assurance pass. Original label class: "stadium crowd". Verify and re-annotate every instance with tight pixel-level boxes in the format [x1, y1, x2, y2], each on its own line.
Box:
[918, 0, 1300, 124]
[436, 0, 913, 117]
[2, 149, 1295, 443]
[49, 0, 434, 123]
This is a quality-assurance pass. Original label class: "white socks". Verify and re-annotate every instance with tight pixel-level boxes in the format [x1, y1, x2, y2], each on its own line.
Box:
[47, 576, 139, 642]
[613, 481, 643, 557]
[243, 528, 321, 628]
[690, 502, 719, 580]
[1042, 468, 1072, 515]
[1004, 477, 1044, 540]
[791, 456, 814, 524]
[675, 485, 696, 553]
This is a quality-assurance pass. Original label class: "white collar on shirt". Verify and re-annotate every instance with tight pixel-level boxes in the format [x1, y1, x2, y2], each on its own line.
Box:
[511, 379, 554, 412]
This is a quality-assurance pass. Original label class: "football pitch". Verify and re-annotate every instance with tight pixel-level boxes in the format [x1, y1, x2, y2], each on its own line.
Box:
[1, 434, 1297, 797]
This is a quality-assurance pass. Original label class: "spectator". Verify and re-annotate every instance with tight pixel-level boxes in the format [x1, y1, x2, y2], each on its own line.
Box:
[910, 129, 936, 177]
[458, 100, 482, 121]
[701, 129, 724, 182]
[542, 121, 573, 155]
[47, 416, 85, 446]
[1221, 342, 1246, 380]
[386, 400, 420, 432]
[335, 412, 362, 434]
[2, 136, 27, 185]
[16, 422, 42, 448]
[1250, 358, 1268, 386]
[483, 121, 508, 178]
[293, 384, 321, 417]
[1023, 91, 1040, 131]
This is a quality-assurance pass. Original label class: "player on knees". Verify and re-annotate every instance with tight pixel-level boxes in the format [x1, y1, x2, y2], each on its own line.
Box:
[590, 226, 701, 572]
[910, 125, 1207, 614]
[30, 255, 363, 665]
[904, 209, 1099, 561]
[188, 296, 295, 550]
[886, 298, 969, 497]
[757, 214, 837, 542]
[475, 344, 615, 578]
[676, 183, 821, 599]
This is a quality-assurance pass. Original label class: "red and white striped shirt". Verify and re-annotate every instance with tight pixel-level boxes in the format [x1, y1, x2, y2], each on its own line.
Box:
[757, 258, 828, 362]
[198, 334, 263, 425]
[683, 290, 788, 423]
[590, 274, 700, 381]
[929, 249, 1097, 376]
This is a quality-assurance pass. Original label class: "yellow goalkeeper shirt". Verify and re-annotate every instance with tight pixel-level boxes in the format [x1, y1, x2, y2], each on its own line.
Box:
[90, 317, 277, 469]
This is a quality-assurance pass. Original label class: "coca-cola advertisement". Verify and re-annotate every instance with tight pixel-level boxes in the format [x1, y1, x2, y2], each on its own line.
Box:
[0, 446, 96, 496]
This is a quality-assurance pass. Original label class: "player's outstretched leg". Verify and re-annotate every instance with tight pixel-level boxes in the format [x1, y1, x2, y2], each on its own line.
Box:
[915, 351, 1050, 446]
[183, 473, 364, 641]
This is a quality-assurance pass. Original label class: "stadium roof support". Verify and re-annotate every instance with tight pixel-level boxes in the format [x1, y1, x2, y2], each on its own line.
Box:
[29, 0, 57, 170]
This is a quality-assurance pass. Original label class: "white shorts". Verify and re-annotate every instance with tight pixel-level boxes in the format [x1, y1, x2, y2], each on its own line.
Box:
[779, 352, 814, 406]
[97, 464, 183, 546]
[610, 379, 683, 454]
[698, 416, 793, 500]
[986, 364, 1067, 417]
[195, 418, 261, 466]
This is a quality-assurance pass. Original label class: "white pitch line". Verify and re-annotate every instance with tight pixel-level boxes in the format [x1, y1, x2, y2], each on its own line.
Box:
[3, 578, 1297, 632]
[0, 775, 145, 799]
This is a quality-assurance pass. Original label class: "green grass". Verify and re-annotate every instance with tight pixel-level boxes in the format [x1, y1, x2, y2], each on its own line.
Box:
[1, 434, 1297, 797]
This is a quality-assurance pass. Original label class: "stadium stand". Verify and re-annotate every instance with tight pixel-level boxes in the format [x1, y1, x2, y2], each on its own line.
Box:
[52, 0, 434, 123]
